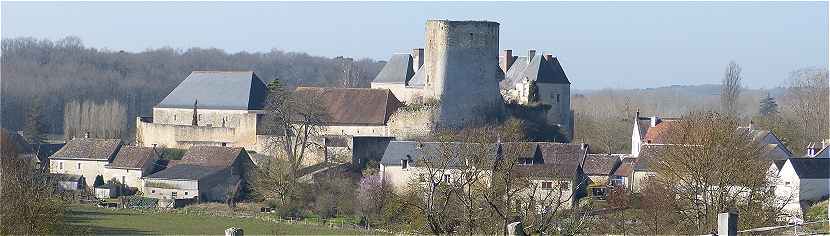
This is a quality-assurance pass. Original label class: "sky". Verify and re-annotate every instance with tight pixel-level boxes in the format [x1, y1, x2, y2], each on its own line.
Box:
[2, 1, 827, 90]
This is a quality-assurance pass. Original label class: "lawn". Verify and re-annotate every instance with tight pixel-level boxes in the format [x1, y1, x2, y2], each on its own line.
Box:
[66, 205, 381, 235]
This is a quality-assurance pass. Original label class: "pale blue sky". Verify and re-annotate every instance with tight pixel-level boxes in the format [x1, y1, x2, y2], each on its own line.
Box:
[2, 1, 827, 89]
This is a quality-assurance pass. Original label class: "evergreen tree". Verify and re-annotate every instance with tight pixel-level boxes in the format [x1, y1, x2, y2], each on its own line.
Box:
[22, 98, 46, 146]
[192, 99, 198, 126]
[759, 94, 778, 116]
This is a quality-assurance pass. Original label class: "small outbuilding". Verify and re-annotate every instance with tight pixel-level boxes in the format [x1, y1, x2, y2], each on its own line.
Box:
[143, 146, 254, 203]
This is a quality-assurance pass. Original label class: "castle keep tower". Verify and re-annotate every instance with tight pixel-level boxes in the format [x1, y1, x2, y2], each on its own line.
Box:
[424, 20, 504, 127]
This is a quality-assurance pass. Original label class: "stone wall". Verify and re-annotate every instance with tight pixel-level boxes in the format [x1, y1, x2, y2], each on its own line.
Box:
[137, 108, 261, 151]
[386, 106, 436, 140]
[424, 20, 504, 128]
[538, 83, 572, 140]
[370, 82, 425, 105]
[144, 179, 199, 200]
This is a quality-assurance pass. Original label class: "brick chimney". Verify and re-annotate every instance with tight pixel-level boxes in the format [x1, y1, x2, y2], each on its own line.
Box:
[412, 48, 424, 71]
[543, 53, 553, 61]
[527, 49, 537, 64]
[500, 49, 514, 72]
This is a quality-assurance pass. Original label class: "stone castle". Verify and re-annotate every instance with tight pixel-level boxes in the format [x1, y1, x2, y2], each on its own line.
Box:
[136, 20, 574, 156]
[372, 20, 573, 137]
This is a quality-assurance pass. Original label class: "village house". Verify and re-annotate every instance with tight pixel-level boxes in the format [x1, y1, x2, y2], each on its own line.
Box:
[610, 157, 637, 190]
[769, 157, 830, 217]
[582, 154, 623, 199]
[104, 145, 163, 189]
[294, 87, 402, 137]
[49, 138, 123, 187]
[143, 146, 254, 203]
[377, 141, 590, 207]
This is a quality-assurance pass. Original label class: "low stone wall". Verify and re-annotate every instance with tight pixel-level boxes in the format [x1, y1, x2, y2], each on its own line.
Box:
[386, 106, 436, 140]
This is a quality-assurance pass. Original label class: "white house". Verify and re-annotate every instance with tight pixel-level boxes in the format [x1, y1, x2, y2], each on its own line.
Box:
[49, 138, 123, 187]
[104, 146, 162, 189]
[770, 158, 830, 217]
[143, 146, 254, 203]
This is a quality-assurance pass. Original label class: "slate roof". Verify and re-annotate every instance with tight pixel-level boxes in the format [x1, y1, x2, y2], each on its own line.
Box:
[145, 164, 224, 180]
[634, 145, 667, 171]
[108, 146, 159, 169]
[583, 154, 620, 176]
[295, 87, 402, 126]
[407, 66, 427, 87]
[500, 55, 570, 90]
[788, 158, 830, 179]
[372, 54, 414, 84]
[156, 71, 268, 110]
[50, 138, 122, 161]
[379, 141, 494, 167]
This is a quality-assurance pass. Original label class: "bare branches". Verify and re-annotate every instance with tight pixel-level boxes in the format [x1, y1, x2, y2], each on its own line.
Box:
[721, 61, 743, 116]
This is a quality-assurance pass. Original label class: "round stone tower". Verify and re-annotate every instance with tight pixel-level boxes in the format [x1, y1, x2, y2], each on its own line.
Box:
[424, 20, 504, 128]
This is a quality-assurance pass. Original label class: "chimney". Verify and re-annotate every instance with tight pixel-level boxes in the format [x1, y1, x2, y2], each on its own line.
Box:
[412, 48, 424, 71]
[527, 49, 537, 64]
[543, 53, 553, 61]
[650, 116, 661, 127]
[500, 49, 514, 72]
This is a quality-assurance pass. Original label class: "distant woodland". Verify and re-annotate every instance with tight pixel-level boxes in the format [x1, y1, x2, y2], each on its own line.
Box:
[2, 37, 827, 155]
[1, 37, 384, 140]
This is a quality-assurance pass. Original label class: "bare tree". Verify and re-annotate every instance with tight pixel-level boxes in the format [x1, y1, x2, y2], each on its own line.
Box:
[644, 112, 792, 234]
[253, 79, 326, 205]
[782, 68, 829, 149]
[721, 61, 743, 116]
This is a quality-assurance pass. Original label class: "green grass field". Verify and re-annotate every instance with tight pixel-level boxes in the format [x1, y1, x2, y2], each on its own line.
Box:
[66, 205, 379, 235]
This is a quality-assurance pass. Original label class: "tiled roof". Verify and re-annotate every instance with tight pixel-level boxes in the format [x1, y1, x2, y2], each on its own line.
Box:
[613, 159, 636, 177]
[372, 54, 414, 84]
[175, 146, 245, 168]
[50, 138, 122, 161]
[634, 145, 668, 171]
[788, 158, 830, 179]
[643, 120, 679, 144]
[583, 154, 620, 176]
[145, 164, 223, 180]
[108, 146, 159, 169]
[295, 87, 402, 126]
[157, 71, 268, 110]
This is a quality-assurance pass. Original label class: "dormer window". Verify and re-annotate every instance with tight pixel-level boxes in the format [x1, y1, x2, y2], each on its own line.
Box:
[401, 159, 409, 169]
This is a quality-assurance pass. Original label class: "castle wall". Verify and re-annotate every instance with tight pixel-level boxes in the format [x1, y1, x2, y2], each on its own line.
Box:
[425, 20, 504, 127]
[370, 82, 425, 104]
[137, 108, 261, 150]
[538, 83, 572, 139]
[386, 106, 436, 140]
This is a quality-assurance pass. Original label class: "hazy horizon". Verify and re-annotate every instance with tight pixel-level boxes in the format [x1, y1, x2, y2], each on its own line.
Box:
[3, 1, 827, 90]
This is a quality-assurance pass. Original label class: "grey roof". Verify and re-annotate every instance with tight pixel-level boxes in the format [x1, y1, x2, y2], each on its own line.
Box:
[500, 55, 570, 90]
[788, 158, 830, 179]
[156, 71, 268, 110]
[145, 164, 223, 180]
[372, 54, 414, 84]
[379, 141, 587, 179]
[408, 66, 426, 87]
[50, 138, 122, 161]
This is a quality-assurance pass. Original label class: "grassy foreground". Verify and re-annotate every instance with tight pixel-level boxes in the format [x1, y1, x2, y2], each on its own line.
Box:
[66, 205, 378, 235]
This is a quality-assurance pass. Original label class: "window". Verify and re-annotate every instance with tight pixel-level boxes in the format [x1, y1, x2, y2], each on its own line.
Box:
[171, 192, 177, 198]
[121, 176, 125, 184]
[151, 190, 155, 194]
[560, 181, 570, 190]
[784, 181, 791, 186]
[77, 163, 81, 169]
[174, 114, 177, 121]
[541, 181, 553, 189]
[59, 162, 63, 170]
[556, 94, 560, 103]
[184, 192, 188, 195]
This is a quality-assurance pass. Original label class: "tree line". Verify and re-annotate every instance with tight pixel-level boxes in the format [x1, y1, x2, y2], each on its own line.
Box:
[1, 36, 385, 141]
